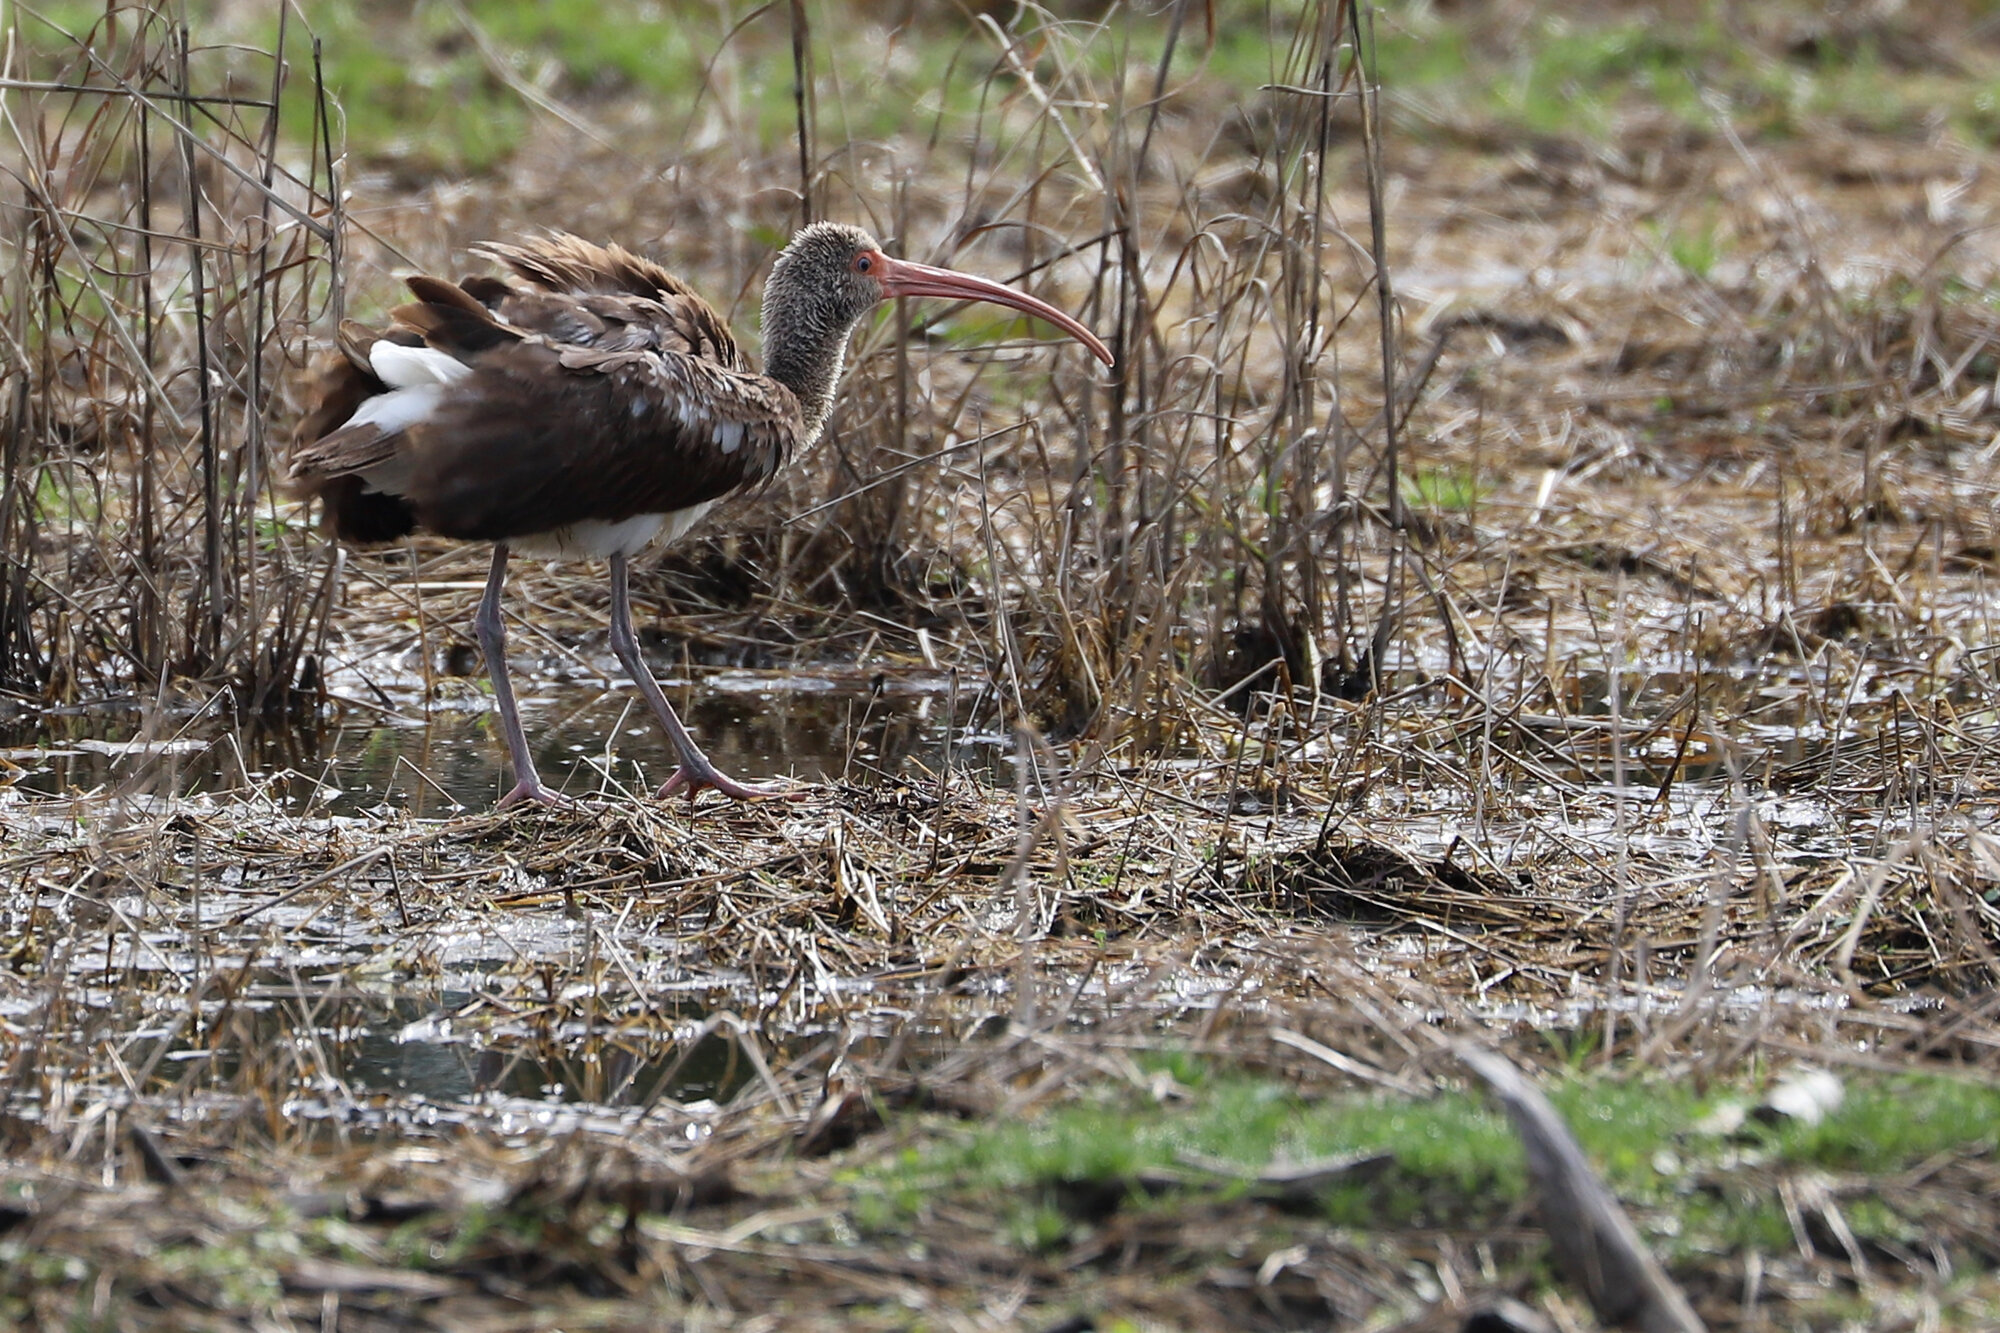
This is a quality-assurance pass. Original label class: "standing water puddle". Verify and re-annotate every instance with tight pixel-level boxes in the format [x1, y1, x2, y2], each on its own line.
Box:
[3, 668, 1004, 816]
[6, 670, 1015, 1122]
[215, 985, 759, 1109]
[3, 652, 1882, 811]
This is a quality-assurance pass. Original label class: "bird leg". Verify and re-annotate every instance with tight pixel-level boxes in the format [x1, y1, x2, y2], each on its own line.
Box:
[607, 552, 800, 802]
[476, 543, 566, 810]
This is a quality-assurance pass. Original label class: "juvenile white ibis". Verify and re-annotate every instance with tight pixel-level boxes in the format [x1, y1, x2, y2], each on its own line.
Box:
[291, 223, 1113, 809]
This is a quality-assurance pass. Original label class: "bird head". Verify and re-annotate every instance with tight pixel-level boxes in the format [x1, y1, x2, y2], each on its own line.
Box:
[769, 221, 1114, 367]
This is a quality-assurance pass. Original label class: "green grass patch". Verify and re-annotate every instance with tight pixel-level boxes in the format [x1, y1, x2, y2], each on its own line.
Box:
[32, 465, 101, 524]
[841, 1060, 2000, 1265]
[1402, 465, 1487, 513]
[1772, 1075, 2000, 1169]
[10, 1, 1361, 184]
[274, 3, 533, 179]
[22, 1, 2000, 175]
[1370, 2, 1996, 147]
[1372, 9, 1757, 139]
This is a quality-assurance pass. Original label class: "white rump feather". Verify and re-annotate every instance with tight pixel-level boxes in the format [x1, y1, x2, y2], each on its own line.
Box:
[344, 384, 445, 437]
[370, 341, 474, 388]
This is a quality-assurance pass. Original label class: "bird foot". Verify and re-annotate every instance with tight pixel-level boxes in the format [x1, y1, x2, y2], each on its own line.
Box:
[496, 779, 572, 811]
[657, 762, 805, 803]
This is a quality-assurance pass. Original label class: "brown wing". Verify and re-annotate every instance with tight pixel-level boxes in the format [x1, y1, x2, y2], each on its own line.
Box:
[476, 234, 706, 303]
[395, 332, 801, 543]
[475, 234, 750, 371]
[291, 238, 802, 546]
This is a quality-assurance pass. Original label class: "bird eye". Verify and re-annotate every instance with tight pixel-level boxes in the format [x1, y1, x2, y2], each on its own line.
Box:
[854, 253, 874, 274]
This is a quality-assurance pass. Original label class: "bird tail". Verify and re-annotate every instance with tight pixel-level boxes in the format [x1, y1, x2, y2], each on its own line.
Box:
[292, 321, 388, 447]
[395, 275, 521, 357]
[285, 320, 429, 543]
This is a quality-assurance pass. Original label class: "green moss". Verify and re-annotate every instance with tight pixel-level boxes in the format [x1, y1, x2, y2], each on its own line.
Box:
[840, 1060, 2000, 1283]
[1770, 1074, 2000, 1171]
[1402, 465, 1488, 513]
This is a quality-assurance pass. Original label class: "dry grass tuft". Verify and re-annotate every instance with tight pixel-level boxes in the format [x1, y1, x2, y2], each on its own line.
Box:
[2, 2, 341, 714]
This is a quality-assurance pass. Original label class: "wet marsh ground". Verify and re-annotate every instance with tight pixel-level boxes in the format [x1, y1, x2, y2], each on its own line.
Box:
[9, 1, 2000, 1328]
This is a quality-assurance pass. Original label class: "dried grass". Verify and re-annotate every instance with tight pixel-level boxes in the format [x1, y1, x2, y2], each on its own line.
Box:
[2, 1, 340, 712]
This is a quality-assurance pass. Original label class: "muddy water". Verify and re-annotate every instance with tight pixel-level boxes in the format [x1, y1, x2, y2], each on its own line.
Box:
[3, 669, 1002, 816]
[3, 650, 1852, 812]
[7, 672, 1010, 1116]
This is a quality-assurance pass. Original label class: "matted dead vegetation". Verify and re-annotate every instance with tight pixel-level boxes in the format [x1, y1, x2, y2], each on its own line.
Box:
[6, 755, 2000, 1327]
[7, 0, 2000, 1328]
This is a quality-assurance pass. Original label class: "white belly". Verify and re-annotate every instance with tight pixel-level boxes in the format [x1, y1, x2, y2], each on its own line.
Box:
[513, 501, 719, 561]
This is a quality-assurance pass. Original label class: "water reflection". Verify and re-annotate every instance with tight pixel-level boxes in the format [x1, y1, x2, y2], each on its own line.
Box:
[343, 998, 752, 1106]
[348, 676, 977, 816]
[1, 659, 1866, 811]
[0, 671, 1002, 814]
[125, 985, 763, 1110]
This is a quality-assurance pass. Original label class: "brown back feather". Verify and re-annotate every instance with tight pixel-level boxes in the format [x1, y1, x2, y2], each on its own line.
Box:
[458, 274, 514, 308]
[293, 235, 801, 547]
[398, 338, 800, 542]
[474, 235, 751, 372]
[477, 234, 702, 303]
[395, 278, 520, 357]
[403, 273, 493, 317]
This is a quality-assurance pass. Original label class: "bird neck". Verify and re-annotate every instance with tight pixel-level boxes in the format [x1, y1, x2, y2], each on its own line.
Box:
[762, 333, 846, 443]
[760, 288, 865, 445]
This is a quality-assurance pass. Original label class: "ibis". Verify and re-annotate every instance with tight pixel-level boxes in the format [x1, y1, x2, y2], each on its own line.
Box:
[291, 223, 1113, 808]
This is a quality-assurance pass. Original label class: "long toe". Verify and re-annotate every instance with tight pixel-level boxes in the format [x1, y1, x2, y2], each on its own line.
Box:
[497, 780, 571, 811]
[656, 764, 805, 803]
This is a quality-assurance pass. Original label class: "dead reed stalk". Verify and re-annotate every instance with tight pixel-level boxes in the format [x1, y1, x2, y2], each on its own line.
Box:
[1, 2, 339, 715]
[753, 0, 1407, 764]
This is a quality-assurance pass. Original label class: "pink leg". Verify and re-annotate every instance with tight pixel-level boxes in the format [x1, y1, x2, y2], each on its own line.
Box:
[607, 553, 801, 803]
[475, 543, 567, 810]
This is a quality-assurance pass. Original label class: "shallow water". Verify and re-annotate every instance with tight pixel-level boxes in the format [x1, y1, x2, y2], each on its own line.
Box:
[247, 988, 753, 1107]
[3, 643, 1872, 814]
[4, 670, 1020, 1113]
[3, 668, 1002, 816]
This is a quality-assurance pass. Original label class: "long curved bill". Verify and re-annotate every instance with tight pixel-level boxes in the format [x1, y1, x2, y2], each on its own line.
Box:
[874, 255, 1115, 367]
